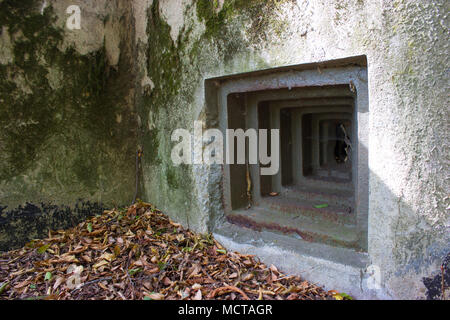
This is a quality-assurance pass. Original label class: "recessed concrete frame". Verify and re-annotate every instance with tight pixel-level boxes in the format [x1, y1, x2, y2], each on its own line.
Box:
[205, 56, 372, 298]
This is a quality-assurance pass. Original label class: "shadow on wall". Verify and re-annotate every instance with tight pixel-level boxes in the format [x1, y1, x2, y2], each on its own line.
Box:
[367, 165, 449, 300]
[422, 253, 449, 299]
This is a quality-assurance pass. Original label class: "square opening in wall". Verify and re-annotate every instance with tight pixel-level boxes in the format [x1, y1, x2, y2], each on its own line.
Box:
[207, 56, 368, 253]
[301, 112, 353, 183]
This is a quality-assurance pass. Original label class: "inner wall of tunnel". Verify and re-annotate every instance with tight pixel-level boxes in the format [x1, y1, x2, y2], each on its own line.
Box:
[208, 61, 368, 252]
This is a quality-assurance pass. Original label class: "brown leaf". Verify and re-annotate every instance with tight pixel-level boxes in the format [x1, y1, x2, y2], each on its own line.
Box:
[271, 273, 278, 282]
[143, 281, 152, 290]
[53, 277, 65, 290]
[81, 255, 92, 263]
[14, 280, 30, 289]
[269, 264, 278, 273]
[50, 254, 78, 264]
[242, 273, 254, 281]
[243, 259, 253, 267]
[287, 293, 299, 300]
[93, 260, 109, 269]
[163, 277, 172, 286]
[188, 264, 201, 278]
[10, 269, 27, 277]
[98, 282, 109, 291]
[208, 286, 250, 300]
[99, 253, 115, 262]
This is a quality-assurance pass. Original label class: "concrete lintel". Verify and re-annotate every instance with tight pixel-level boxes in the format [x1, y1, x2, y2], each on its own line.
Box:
[208, 55, 368, 83]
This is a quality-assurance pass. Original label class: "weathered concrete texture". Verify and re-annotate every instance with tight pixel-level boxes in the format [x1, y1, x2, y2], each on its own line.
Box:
[0, 0, 138, 250]
[0, 0, 447, 299]
[137, 0, 449, 299]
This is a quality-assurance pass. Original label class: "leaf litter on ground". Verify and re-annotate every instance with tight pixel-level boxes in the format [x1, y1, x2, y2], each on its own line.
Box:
[0, 202, 345, 300]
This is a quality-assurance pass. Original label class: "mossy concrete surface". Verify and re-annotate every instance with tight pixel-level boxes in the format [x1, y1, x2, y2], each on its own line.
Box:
[0, 0, 138, 250]
[135, 0, 449, 299]
[0, 0, 448, 299]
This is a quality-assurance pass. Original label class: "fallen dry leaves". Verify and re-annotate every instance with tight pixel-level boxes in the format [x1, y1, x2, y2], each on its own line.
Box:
[0, 202, 335, 300]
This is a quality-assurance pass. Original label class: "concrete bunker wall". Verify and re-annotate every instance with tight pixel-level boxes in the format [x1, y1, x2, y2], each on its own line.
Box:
[0, 0, 138, 250]
[138, 0, 448, 299]
[0, 0, 447, 300]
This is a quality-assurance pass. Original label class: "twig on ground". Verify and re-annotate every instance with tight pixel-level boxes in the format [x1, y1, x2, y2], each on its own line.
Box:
[71, 277, 113, 294]
[208, 285, 250, 300]
[126, 259, 136, 300]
